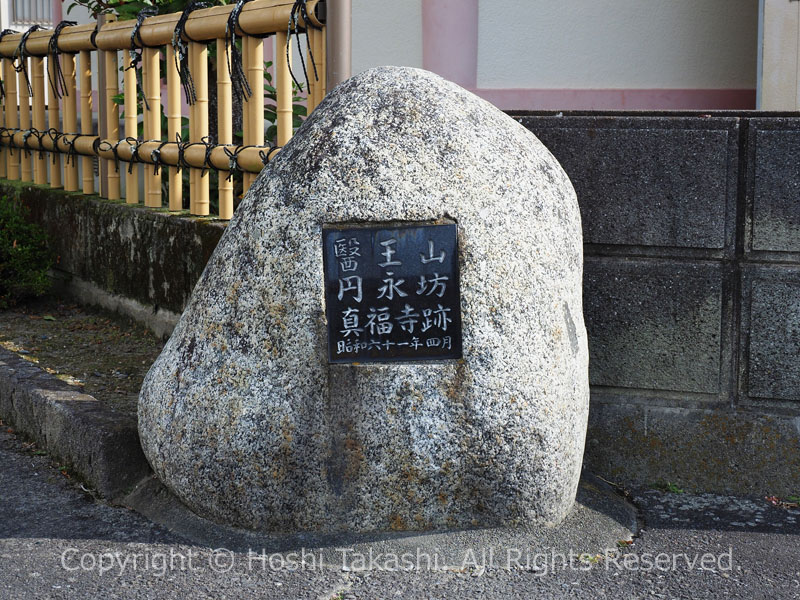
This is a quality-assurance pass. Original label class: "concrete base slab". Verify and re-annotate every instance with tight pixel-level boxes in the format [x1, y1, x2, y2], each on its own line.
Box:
[51, 271, 180, 340]
[121, 472, 637, 567]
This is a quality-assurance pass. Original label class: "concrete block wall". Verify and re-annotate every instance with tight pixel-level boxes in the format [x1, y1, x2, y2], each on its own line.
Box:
[743, 118, 800, 407]
[5, 184, 225, 338]
[517, 113, 800, 494]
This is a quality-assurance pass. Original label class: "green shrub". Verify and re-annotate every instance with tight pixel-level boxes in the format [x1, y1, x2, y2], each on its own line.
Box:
[0, 196, 52, 307]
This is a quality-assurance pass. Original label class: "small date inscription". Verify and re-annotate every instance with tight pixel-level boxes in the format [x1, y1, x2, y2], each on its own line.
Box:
[323, 222, 462, 363]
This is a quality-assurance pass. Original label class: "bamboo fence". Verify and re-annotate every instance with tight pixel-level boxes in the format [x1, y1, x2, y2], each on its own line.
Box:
[0, 0, 326, 219]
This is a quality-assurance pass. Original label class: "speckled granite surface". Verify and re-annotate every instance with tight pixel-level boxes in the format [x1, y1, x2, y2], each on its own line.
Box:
[138, 67, 589, 534]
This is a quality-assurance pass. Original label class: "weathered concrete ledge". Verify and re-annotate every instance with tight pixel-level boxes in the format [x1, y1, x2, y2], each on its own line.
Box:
[0, 348, 151, 499]
[0, 180, 224, 338]
[51, 272, 181, 340]
[586, 401, 800, 496]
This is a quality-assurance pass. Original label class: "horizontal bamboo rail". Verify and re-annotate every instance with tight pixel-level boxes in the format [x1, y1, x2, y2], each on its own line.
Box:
[0, 0, 327, 220]
[0, 1, 323, 56]
[0, 131, 277, 173]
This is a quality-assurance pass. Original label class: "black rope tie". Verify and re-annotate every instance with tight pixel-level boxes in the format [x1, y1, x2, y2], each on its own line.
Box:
[46, 128, 65, 163]
[0, 30, 18, 100]
[32, 128, 49, 160]
[95, 139, 121, 172]
[36, 131, 48, 160]
[200, 135, 215, 172]
[0, 127, 8, 156]
[225, 0, 252, 103]
[112, 139, 132, 172]
[150, 140, 170, 176]
[222, 143, 273, 180]
[125, 137, 142, 174]
[127, 7, 158, 110]
[0, 126, 18, 156]
[175, 133, 192, 172]
[287, 0, 321, 92]
[14, 25, 45, 97]
[63, 133, 86, 166]
[224, 0, 271, 104]
[21, 127, 48, 159]
[223, 144, 248, 181]
[175, 135, 215, 172]
[172, 1, 209, 105]
[89, 23, 99, 49]
[21, 129, 35, 157]
[47, 21, 77, 100]
[259, 145, 279, 166]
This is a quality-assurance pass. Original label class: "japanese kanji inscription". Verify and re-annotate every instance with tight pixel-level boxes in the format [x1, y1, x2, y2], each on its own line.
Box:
[323, 222, 463, 363]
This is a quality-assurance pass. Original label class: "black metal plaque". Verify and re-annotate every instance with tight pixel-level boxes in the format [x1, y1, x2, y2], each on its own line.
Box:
[323, 222, 462, 363]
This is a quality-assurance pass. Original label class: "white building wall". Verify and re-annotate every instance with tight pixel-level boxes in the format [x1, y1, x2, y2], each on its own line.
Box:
[62, 2, 92, 24]
[759, 0, 800, 109]
[477, 0, 758, 90]
[351, 0, 423, 74]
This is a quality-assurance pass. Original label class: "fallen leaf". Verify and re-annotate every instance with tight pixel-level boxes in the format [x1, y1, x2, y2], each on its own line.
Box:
[766, 495, 799, 509]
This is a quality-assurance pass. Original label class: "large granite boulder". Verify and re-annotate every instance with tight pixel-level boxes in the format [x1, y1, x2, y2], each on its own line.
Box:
[138, 66, 589, 533]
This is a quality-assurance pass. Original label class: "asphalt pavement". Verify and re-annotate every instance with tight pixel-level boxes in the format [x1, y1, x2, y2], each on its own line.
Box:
[2, 428, 799, 599]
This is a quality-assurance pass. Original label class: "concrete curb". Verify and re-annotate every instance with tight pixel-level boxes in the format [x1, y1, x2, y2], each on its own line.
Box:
[0, 348, 151, 499]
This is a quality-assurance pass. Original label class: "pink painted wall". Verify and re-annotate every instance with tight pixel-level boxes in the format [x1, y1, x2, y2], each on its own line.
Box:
[422, 0, 478, 88]
[420, 0, 755, 111]
[472, 88, 757, 111]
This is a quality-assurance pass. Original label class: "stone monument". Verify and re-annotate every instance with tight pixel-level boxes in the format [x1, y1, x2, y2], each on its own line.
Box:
[138, 66, 589, 533]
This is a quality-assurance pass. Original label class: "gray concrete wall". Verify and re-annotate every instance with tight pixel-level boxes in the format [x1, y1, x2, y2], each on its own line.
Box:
[2, 183, 225, 338]
[517, 113, 800, 495]
[5, 112, 800, 494]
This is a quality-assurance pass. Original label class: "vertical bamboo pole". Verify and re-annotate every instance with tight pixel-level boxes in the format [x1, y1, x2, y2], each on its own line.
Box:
[308, 27, 325, 111]
[142, 48, 152, 204]
[31, 57, 46, 185]
[275, 31, 291, 148]
[320, 26, 327, 100]
[4, 58, 19, 180]
[245, 35, 264, 192]
[188, 43, 197, 213]
[241, 36, 252, 192]
[103, 49, 120, 199]
[143, 47, 161, 208]
[18, 58, 32, 182]
[47, 57, 62, 188]
[192, 41, 209, 216]
[315, 26, 327, 107]
[165, 44, 182, 211]
[0, 60, 7, 179]
[123, 51, 138, 204]
[306, 29, 316, 114]
[62, 53, 79, 191]
[216, 38, 233, 220]
[79, 50, 94, 194]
